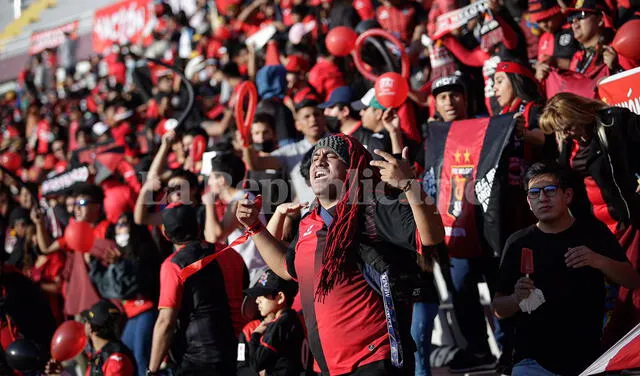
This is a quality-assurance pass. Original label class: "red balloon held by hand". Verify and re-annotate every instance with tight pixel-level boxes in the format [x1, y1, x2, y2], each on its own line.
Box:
[51, 321, 87, 362]
[325, 26, 357, 57]
[612, 20, 640, 60]
[374, 72, 409, 108]
[64, 220, 95, 253]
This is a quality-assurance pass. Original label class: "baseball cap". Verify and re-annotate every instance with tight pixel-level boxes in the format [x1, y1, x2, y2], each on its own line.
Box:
[161, 203, 200, 243]
[244, 269, 298, 298]
[564, 0, 605, 14]
[318, 86, 354, 109]
[350, 88, 376, 111]
[431, 73, 466, 97]
[528, 0, 562, 22]
[82, 300, 121, 327]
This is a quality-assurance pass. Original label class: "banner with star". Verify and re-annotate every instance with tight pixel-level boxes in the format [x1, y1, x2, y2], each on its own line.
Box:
[422, 114, 515, 258]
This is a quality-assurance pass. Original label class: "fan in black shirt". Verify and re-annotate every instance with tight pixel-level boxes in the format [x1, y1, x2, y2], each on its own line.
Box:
[493, 162, 640, 376]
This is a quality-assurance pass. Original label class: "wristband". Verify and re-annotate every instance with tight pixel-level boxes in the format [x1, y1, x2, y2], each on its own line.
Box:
[146, 370, 158, 376]
[247, 221, 266, 236]
[402, 179, 414, 192]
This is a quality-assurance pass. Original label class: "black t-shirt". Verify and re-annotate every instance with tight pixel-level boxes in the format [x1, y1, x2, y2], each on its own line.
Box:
[249, 309, 305, 376]
[497, 219, 628, 375]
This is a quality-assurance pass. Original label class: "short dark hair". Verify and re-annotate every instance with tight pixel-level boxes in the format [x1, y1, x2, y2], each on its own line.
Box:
[524, 161, 570, 190]
[89, 323, 118, 341]
[210, 153, 246, 187]
[252, 113, 276, 131]
[72, 183, 104, 205]
[170, 169, 200, 191]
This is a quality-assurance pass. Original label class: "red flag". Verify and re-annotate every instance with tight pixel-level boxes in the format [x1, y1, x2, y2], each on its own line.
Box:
[546, 67, 609, 99]
[580, 323, 640, 374]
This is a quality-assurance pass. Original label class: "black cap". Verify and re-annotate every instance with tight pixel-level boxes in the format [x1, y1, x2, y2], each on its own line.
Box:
[564, 0, 606, 14]
[82, 300, 121, 327]
[161, 203, 200, 243]
[431, 73, 466, 97]
[244, 269, 298, 298]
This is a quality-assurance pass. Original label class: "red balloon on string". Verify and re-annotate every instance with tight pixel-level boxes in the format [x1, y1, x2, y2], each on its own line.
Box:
[325, 26, 358, 57]
[51, 321, 87, 362]
[374, 72, 409, 108]
[612, 20, 640, 61]
[64, 220, 95, 253]
[235, 81, 258, 147]
[0, 152, 22, 172]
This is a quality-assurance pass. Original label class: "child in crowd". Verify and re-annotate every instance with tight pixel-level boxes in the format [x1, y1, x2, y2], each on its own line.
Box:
[240, 269, 304, 376]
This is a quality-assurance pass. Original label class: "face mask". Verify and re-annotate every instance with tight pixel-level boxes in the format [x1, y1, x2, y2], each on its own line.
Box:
[253, 139, 275, 153]
[115, 233, 130, 247]
[325, 116, 341, 133]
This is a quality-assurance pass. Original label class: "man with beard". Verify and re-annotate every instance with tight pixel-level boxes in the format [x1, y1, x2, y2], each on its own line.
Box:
[237, 133, 444, 375]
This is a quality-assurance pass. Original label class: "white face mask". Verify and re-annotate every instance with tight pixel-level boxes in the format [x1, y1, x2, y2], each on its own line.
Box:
[115, 233, 130, 247]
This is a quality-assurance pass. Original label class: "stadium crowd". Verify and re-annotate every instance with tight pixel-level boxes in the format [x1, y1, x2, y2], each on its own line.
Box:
[1, 0, 640, 375]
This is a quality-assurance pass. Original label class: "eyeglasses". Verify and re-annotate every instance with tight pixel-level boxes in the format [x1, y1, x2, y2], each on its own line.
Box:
[567, 11, 594, 23]
[166, 185, 182, 194]
[527, 185, 559, 199]
[115, 221, 129, 228]
[74, 199, 95, 207]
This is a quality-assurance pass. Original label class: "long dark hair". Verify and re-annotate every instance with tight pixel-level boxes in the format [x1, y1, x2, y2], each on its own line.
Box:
[506, 72, 544, 105]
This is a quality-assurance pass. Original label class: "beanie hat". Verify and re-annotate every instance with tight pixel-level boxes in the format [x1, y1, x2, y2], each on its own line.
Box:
[313, 135, 350, 165]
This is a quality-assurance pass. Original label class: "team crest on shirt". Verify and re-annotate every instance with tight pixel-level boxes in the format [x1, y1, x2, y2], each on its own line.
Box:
[559, 34, 572, 47]
[449, 150, 473, 218]
[259, 272, 269, 286]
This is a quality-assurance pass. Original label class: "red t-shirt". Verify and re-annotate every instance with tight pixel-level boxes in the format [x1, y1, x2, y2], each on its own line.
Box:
[284, 203, 425, 374]
[85, 351, 135, 376]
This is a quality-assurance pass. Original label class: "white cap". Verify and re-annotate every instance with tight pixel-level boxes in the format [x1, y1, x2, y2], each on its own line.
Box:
[350, 88, 376, 111]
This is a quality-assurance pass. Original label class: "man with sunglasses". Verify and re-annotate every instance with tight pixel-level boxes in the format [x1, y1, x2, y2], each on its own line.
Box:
[564, 0, 636, 75]
[492, 162, 640, 376]
[33, 183, 116, 316]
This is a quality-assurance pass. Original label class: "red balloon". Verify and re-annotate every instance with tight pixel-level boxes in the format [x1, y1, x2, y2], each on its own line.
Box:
[352, 29, 410, 82]
[51, 321, 87, 362]
[374, 72, 409, 108]
[612, 20, 640, 60]
[325, 26, 357, 57]
[64, 220, 95, 253]
[0, 152, 22, 172]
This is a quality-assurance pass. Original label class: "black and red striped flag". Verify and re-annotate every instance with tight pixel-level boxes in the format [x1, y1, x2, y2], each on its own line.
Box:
[422, 114, 515, 257]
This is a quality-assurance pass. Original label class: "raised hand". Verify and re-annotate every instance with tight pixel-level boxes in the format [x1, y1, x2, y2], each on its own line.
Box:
[369, 147, 414, 190]
[236, 194, 262, 228]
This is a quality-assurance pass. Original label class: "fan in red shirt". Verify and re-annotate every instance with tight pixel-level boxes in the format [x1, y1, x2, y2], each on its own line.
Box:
[81, 300, 136, 376]
[237, 134, 445, 375]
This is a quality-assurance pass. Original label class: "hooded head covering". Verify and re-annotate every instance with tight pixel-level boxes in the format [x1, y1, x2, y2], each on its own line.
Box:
[256, 65, 287, 100]
[312, 134, 380, 300]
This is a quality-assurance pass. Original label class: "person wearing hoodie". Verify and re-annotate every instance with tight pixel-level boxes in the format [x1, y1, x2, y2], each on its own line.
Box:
[255, 66, 299, 146]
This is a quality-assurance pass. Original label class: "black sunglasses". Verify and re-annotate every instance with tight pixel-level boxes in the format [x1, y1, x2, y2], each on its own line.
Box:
[166, 185, 182, 194]
[74, 198, 95, 207]
[527, 185, 560, 199]
[568, 10, 595, 22]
